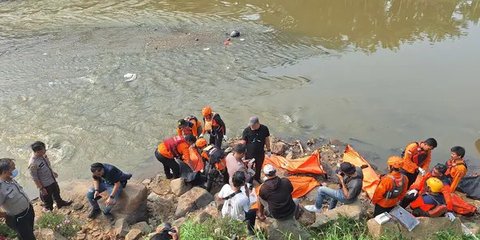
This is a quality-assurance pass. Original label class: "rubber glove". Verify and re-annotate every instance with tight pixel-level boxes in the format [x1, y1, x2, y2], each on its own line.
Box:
[418, 167, 426, 176]
[445, 212, 456, 222]
[407, 189, 418, 197]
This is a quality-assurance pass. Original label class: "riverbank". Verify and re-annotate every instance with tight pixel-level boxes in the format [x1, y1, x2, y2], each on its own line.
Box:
[1, 137, 480, 239]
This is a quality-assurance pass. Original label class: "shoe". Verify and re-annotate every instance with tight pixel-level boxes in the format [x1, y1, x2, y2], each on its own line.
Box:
[42, 207, 52, 213]
[104, 212, 115, 222]
[304, 205, 322, 213]
[57, 200, 73, 209]
[88, 209, 101, 219]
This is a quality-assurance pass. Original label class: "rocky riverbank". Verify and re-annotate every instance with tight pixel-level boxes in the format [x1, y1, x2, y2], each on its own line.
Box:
[5, 137, 480, 240]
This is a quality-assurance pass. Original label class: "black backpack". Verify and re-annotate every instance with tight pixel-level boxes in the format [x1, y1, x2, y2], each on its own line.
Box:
[384, 175, 406, 199]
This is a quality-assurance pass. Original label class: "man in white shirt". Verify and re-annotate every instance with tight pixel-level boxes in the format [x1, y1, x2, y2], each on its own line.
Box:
[216, 171, 257, 235]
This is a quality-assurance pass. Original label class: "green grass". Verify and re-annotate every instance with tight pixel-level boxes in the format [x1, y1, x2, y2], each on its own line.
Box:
[0, 222, 17, 239]
[179, 215, 480, 240]
[36, 212, 80, 239]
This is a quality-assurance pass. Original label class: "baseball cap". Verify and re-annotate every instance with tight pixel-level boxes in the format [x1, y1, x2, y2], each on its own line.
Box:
[263, 164, 276, 176]
[248, 116, 259, 127]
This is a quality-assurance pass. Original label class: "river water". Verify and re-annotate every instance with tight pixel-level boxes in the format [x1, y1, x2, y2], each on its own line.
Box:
[0, 0, 479, 193]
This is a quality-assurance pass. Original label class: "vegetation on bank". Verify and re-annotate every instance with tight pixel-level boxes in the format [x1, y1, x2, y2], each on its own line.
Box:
[179, 216, 480, 240]
[0, 212, 80, 239]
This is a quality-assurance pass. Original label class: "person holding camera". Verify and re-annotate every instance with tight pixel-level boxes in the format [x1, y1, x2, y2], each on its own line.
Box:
[150, 223, 179, 240]
[304, 162, 363, 213]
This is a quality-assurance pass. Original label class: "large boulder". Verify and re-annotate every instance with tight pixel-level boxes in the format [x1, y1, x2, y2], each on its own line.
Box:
[170, 178, 191, 196]
[367, 217, 463, 239]
[310, 200, 365, 228]
[175, 187, 213, 218]
[35, 228, 67, 240]
[59, 180, 148, 223]
[147, 194, 176, 223]
[256, 217, 311, 240]
[114, 218, 130, 238]
[131, 221, 152, 235]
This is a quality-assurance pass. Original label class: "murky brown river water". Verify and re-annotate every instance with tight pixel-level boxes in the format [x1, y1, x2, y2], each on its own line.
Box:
[0, 0, 479, 193]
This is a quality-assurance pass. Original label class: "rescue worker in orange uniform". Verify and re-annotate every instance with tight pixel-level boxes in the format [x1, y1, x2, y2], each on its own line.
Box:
[201, 106, 226, 148]
[177, 115, 203, 138]
[410, 177, 454, 220]
[401, 164, 453, 208]
[197, 140, 228, 189]
[372, 156, 409, 216]
[155, 135, 196, 179]
[401, 138, 437, 188]
[445, 146, 467, 192]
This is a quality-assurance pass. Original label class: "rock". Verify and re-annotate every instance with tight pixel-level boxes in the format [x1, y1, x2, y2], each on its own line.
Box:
[59, 180, 147, 222]
[35, 228, 67, 240]
[142, 178, 152, 185]
[131, 221, 152, 234]
[367, 217, 463, 239]
[147, 192, 161, 202]
[194, 211, 212, 223]
[257, 217, 311, 240]
[310, 200, 365, 228]
[114, 218, 130, 237]
[73, 203, 84, 211]
[125, 229, 143, 240]
[173, 217, 186, 227]
[298, 207, 316, 226]
[175, 187, 213, 218]
[76, 233, 86, 240]
[271, 142, 288, 156]
[147, 194, 175, 222]
[170, 178, 191, 196]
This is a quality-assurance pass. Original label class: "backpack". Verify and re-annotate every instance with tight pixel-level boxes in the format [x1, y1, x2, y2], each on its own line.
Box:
[384, 175, 406, 199]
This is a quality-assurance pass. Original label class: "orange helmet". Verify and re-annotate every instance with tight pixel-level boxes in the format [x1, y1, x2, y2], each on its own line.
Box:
[202, 106, 212, 117]
[387, 156, 403, 169]
[196, 138, 208, 148]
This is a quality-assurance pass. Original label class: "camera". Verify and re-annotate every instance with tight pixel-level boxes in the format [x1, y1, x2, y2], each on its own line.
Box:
[335, 169, 345, 177]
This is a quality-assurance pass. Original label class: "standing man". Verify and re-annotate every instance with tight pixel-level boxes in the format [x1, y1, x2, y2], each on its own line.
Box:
[86, 163, 132, 221]
[241, 116, 271, 183]
[177, 115, 202, 138]
[201, 106, 226, 148]
[155, 135, 197, 179]
[0, 158, 36, 240]
[28, 141, 72, 212]
[401, 138, 437, 188]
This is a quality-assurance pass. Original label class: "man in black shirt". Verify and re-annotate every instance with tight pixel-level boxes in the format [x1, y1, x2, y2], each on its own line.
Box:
[257, 164, 296, 220]
[241, 116, 271, 182]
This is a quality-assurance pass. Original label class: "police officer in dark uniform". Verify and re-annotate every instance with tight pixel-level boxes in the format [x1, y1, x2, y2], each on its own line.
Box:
[0, 158, 36, 240]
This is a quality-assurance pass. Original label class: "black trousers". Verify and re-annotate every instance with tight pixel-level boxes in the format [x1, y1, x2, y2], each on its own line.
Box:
[6, 205, 36, 240]
[40, 182, 65, 210]
[244, 209, 257, 234]
[247, 152, 265, 182]
[401, 170, 419, 189]
[209, 132, 223, 149]
[155, 150, 180, 179]
[373, 204, 394, 217]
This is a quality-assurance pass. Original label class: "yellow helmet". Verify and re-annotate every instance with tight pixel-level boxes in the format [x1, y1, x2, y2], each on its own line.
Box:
[387, 156, 403, 169]
[426, 177, 443, 193]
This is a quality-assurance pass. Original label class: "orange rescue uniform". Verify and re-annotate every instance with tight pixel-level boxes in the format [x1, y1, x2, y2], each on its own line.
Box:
[372, 172, 409, 208]
[157, 137, 191, 161]
[402, 142, 432, 174]
[445, 159, 467, 192]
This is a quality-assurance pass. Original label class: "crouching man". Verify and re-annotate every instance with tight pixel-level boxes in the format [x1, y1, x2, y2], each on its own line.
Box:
[86, 163, 132, 222]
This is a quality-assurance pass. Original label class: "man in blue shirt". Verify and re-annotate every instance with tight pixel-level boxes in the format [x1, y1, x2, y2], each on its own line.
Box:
[86, 163, 132, 221]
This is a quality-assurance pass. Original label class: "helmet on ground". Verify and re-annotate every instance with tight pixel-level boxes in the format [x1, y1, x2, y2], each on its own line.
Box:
[387, 156, 403, 169]
[426, 177, 443, 193]
[196, 138, 207, 148]
[202, 106, 212, 117]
